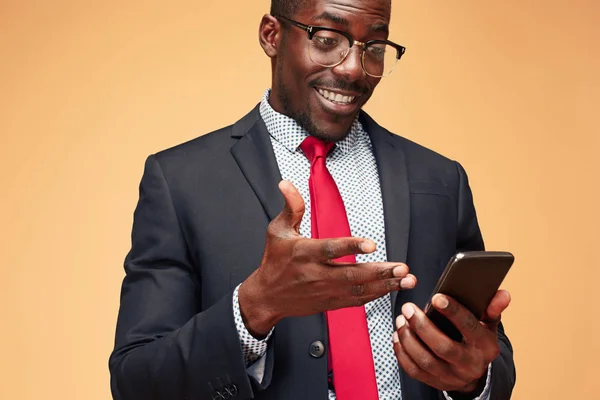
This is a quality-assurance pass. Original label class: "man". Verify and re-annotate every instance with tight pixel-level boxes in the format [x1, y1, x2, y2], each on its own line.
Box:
[109, 0, 516, 399]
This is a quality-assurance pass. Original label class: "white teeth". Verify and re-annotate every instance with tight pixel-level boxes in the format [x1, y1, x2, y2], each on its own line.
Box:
[317, 88, 355, 104]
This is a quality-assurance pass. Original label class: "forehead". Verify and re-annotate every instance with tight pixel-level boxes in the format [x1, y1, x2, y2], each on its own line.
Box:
[297, 0, 391, 28]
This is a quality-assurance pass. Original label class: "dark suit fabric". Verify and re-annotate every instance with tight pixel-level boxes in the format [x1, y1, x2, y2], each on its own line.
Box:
[109, 105, 515, 400]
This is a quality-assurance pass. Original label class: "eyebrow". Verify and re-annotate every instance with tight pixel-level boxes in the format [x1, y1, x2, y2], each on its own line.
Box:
[312, 11, 389, 35]
[313, 12, 349, 26]
[370, 23, 389, 35]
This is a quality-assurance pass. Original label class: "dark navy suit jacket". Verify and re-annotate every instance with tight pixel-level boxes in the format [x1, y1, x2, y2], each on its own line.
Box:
[109, 106, 515, 400]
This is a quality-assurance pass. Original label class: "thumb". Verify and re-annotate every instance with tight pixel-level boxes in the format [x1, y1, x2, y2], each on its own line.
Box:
[482, 289, 511, 328]
[277, 180, 305, 233]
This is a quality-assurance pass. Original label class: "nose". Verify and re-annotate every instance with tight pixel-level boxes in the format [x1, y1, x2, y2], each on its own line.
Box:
[332, 45, 366, 82]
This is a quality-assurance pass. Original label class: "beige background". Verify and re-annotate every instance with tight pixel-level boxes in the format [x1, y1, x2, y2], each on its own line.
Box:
[1, 0, 598, 399]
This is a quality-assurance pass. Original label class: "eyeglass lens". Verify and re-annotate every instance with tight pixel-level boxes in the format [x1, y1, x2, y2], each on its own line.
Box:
[308, 30, 398, 77]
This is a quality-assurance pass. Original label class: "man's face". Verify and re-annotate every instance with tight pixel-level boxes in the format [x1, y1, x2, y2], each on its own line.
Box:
[270, 0, 392, 141]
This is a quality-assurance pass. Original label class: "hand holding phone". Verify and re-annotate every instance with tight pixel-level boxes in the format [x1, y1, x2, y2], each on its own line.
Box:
[425, 251, 514, 341]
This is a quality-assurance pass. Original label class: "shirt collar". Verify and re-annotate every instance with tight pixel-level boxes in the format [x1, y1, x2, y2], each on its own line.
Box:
[259, 89, 363, 155]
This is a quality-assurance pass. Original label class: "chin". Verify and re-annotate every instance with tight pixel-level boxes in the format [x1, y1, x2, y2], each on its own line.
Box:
[313, 119, 357, 142]
[294, 107, 358, 142]
[313, 129, 350, 142]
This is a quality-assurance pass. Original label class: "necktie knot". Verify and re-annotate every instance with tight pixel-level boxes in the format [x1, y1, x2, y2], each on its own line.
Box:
[300, 136, 335, 164]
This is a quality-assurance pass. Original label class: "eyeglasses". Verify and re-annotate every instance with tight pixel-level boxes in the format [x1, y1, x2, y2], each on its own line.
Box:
[275, 15, 406, 78]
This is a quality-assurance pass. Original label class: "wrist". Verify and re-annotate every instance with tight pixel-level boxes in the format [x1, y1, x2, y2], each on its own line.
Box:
[449, 373, 487, 399]
[238, 276, 279, 339]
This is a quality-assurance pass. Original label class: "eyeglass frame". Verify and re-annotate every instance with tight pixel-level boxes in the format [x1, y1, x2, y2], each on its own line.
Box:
[273, 14, 406, 78]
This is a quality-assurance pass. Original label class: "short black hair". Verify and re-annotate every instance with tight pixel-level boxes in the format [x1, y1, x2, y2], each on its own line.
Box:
[270, 0, 306, 19]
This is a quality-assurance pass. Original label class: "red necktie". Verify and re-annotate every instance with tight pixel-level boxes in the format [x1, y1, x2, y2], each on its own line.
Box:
[300, 136, 379, 400]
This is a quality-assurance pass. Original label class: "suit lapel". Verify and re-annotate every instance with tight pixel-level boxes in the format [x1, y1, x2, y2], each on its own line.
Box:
[230, 105, 284, 221]
[360, 112, 411, 316]
[231, 107, 422, 398]
[231, 107, 412, 312]
[362, 112, 432, 400]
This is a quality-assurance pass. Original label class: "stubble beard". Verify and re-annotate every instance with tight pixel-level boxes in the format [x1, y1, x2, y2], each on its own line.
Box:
[275, 56, 350, 143]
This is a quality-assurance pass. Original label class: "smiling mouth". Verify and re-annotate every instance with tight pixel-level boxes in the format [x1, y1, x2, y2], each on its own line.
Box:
[316, 88, 358, 105]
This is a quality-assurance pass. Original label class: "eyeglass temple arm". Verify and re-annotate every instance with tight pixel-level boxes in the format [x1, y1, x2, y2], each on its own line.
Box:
[273, 15, 313, 34]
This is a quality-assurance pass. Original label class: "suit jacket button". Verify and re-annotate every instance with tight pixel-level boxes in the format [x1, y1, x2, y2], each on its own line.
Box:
[309, 340, 325, 358]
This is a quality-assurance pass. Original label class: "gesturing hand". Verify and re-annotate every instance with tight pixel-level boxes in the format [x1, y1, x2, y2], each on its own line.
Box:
[238, 180, 417, 338]
[393, 290, 511, 395]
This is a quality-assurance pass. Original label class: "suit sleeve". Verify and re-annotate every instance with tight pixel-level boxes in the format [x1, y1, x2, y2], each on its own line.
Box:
[447, 161, 516, 400]
[109, 155, 258, 400]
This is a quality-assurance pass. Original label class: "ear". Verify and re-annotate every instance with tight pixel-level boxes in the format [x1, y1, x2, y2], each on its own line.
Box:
[259, 14, 282, 58]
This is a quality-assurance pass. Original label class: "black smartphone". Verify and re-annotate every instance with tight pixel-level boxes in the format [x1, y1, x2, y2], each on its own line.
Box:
[424, 251, 514, 342]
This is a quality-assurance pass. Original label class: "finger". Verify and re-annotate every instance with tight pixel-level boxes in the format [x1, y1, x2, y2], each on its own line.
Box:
[430, 297, 501, 370]
[431, 294, 486, 344]
[393, 340, 445, 390]
[399, 302, 465, 366]
[399, 273, 417, 289]
[393, 327, 462, 391]
[277, 180, 305, 233]
[296, 236, 376, 261]
[345, 274, 417, 303]
[483, 290, 511, 325]
[329, 262, 411, 284]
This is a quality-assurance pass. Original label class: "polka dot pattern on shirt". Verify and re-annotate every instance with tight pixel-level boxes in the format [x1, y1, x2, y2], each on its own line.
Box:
[232, 90, 493, 400]
[261, 89, 401, 400]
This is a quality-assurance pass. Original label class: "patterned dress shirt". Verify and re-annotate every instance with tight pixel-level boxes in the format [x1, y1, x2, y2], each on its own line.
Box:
[232, 90, 492, 400]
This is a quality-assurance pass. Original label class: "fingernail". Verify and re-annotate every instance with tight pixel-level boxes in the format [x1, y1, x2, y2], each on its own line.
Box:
[392, 331, 399, 343]
[433, 294, 449, 309]
[360, 241, 376, 252]
[392, 265, 407, 277]
[402, 304, 415, 319]
[396, 315, 406, 329]
[400, 277, 414, 289]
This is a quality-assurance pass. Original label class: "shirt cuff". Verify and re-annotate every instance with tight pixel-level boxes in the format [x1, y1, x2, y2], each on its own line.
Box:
[442, 364, 492, 400]
[232, 283, 274, 366]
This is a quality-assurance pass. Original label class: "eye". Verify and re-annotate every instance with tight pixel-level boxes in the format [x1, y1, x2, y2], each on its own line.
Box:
[368, 46, 384, 56]
[315, 36, 338, 47]
[366, 44, 387, 60]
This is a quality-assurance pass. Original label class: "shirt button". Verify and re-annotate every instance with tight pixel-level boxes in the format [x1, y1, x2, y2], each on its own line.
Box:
[309, 340, 325, 358]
